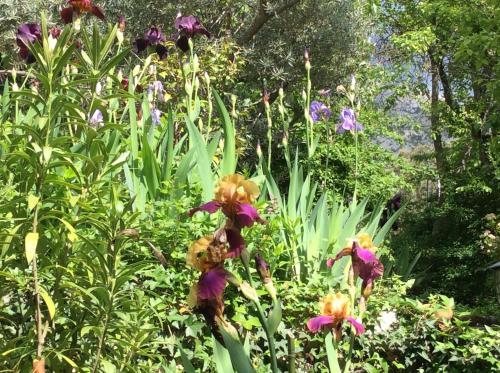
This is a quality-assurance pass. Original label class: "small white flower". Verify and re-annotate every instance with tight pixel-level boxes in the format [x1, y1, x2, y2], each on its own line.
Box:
[375, 310, 397, 333]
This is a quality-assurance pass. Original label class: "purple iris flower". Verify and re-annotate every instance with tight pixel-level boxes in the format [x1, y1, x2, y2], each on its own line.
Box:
[327, 241, 384, 298]
[16, 23, 42, 63]
[197, 266, 227, 300]
[174, 15, 210, 52]
[134, 26, 169, 60]
[336, 108, 364, 134]
[151, 108, 162, 125]
[148, 80, 164, 97]
[309, 101, 331, 123]
[89, 109, 104, 127]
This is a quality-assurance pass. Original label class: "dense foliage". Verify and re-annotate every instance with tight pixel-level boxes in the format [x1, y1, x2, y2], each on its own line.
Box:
[0, 1, 498, 372]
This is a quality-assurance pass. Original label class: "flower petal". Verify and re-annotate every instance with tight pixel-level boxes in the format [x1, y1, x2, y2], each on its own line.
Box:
[60, 7, 74, 24]
[91, 5, 105, 20]
[188, 201, 221, 217]
[329, 246, 353, 267]
[346, 316, 365, 335]
[133, 38, 149, 53]
[155, 44, 169, 60]
[307, 315, 335, 332]
[176, 35, 190, 52]
[197, 267, 227, 300]
[234, 203, 265, 228]
[225, 228, 245, 258]
[354, 244, 376, 263]
[336, 124, 346, 134]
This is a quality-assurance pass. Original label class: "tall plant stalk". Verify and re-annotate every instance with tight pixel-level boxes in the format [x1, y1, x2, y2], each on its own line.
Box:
[240, 256, 279, 373]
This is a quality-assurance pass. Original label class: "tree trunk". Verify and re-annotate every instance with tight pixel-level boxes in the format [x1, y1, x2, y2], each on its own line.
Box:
[429, 49, 447, 178]
[237, 0, 302, 44]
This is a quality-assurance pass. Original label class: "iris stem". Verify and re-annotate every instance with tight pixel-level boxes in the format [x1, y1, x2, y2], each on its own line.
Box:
[241, 257, 279, 373]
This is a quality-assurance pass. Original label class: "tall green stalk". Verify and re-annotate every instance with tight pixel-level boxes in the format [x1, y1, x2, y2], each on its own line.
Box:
[240, 255, 279, 373]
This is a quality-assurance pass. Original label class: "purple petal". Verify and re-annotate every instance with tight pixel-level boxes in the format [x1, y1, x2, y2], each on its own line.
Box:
[16, 23, 42, 48]
[353, 243, 376, 263]
[225, 228, 245, 258]
[133, 38, 149, 53]
[90, 109, 103, 126]
[176, 35, 190, 52]
[155, 44, 169, 60]
[255, 253, 269, 271]
[197, 267, 227, 300]
[346, 316, 365, 335]
[307, 315, 335, 332]
[91, 5, 105, 20]
[188, 201, 221, 217]
[355, 123, 364, 132]
[340, 108, 355, 121]
[144, 26, 166, 45]
[151, 108, 162, 125]
[352, 243, 384, 283]
[175, 15, 210, 37]
[60, 7, 74, 24]
[336, 125, 346, 134]
[234, 203, 265, 228]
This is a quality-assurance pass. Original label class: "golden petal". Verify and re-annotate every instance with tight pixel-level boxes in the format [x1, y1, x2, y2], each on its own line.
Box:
[186, 236, 212, 270]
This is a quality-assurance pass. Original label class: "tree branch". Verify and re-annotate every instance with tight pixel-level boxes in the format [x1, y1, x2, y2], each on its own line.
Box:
[237, 0, 302, 45]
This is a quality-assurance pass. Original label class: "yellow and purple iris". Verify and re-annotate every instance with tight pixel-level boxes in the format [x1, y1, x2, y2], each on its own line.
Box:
[174, 15, 210, 52]
[307, 293, 364, 337]
[60, 0, 105, 24]
[327, 234, 384, 298]
[187, 236, 228, 300]
[133, 26, 169, 60]
[188, 174, 265, 229]
[336, 108, 364, 134]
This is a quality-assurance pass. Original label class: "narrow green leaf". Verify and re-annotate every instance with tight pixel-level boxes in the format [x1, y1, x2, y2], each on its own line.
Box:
[325, 332, 341, 373]
[373, 203, 406, 246]
[178, 344, 196, 373]
[39, 286, 56, 320]
[141, 130, 160, 199]
[25, 232, 39, 264]
[213, 90, 236, 176]
[213, 337, 235, 373]
[185, 115, 213, 201]
[219, 327, 256, 373]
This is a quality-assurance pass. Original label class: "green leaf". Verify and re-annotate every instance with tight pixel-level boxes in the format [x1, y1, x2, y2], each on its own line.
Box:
[58, 353, 78, 368]
[267, 300, 282, 336]
[219, 326, 256, 373]
[141, 130, 160, 199]
[373, 203, 406, 246]
[213, 337, 235, 373]
[25, 232, 39, 265]
[178, 344, 196, 373]
[213, 90, 236, 176]
[185, 114, 213, 201]
[39, 286, 56, 320]
[101, 360, 117, 373]
[325, 332, 341, 373]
